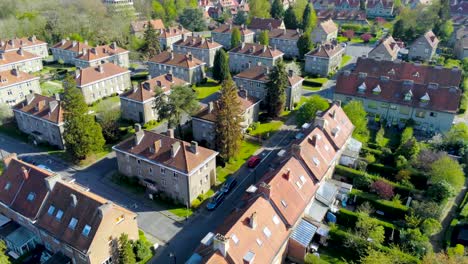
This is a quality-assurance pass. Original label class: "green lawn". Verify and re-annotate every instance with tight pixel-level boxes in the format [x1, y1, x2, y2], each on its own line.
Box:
[137, 230, 154, 264]
[249, 120, 283, 138]
[216, 140, 261, 184]
[315, 247, 349, 264]
[48, 144, 113, 167]
[304, 77, 328, 84]
[40, 81, 63, 96]
[303, 77, 328, 91]
[340, 55, 352, 68]
[89, 95, 121, 113]
[194, 79, 221, 100]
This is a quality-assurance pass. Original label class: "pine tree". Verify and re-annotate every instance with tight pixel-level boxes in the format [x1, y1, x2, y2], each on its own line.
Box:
[62, 74, 105, 160]
[284, 6, 298, 29]
[118, 234, 136, 264]
[213, 49, 231, 83]
[141, 21, 160, 58]
[266, 61, 287, 117]
[270, 0, 285, 19]
[297, 32, 313, 58]
[216, 78, 243, 161]
[301, 4, 317, 32]
[231, 27, 242, 48]
[392, 19, 405, 40]
[258, 30, 269, 45]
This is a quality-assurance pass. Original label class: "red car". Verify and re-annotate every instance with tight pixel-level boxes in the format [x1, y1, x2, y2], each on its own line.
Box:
[247, 156, 261, 168]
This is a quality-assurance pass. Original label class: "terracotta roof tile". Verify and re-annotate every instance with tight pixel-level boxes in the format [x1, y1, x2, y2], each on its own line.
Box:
[0, 36, 46, 52]
[131, 19, 165, 33]
[306, 41, 344, 58]
[234, 65, 303, 87]
[160, 26, 192, 38]
[174, 36, 222, 49]
[52, 40, 91, 53]
[75, 43, 128, 62]
[193, 92, 260, 122]
[0, 69, 39, 88]
[148, 51, 205, 69]
[75, 62, 130, 87]
[13, 93, 64, 124]
[319, 19, 338, 35]
[248, 17, 283, 31]
[229, 42, 284, 58]
[0, 49, 40, 66]
[212, 24, 254, 35]
[113, 130, 218, 174]
[268, 28, 301, 40]
[120, 73, 188, 102]
[317, 104, 354, 150]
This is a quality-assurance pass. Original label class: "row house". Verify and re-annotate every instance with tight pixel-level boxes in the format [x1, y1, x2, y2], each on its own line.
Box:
[368, 36, 400, 61]
[159, 26, 193, 50]
[312, 0, 394, 17]
[408, 31, 440, 61]
[102, 0, 136, 13]
[147, 51, 206, 84]
[454, 27, 468, 59]
[317, 9, 369, 25]
[248, 17, 285, 34]
[0, 69, 40, 106]
[191, 91, 260, 149]
[0, 49, 43, 73]
[268, 29, 301, 58]
[173, 36, 223, 67]
[74, 43, 130, 69]
[50, 40, 91, 65]
[120, 72, 188, 124]
[75, 63, 131, 104]
[190, 102, 355, 264]
[311, 19, 338, 44]
[211, 24, 255, 50]
[130, 19, 165, 38]
[233, 65, 303, 110]
[305, 41, 345, 76]
[366, 0, 394, 17]
[0, 154, 139, 264]
[13, 93, 65, 149]
[334, 57, 463, 132]
[228, 42, 283, 73]
[0, 36, 49, 59]
[313, 0, 361, 11]
[113, 126, 219, 205]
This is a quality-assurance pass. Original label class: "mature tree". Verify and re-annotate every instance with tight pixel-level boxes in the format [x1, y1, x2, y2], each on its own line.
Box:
[231, 27, 242, 48]
[396, 137, 420, 160]
[434, 20, 454, 42]
[400, 228, 432, 257]
[62, 74, 105, 160]
[292, 0, 308, 19]
[301, 3, 317, 32]
[212, 49, 230, 82]
[248, 0, 271, 19]
[163, 0, 178, 22]
[375, 126, 386, 147]
[266, 60, 287, 117]
[296, 95, 329, 125]
[371, 179, 394, 200]
[392, 19, 405, 40]
[258, 30, 269, 45]
[234, 10, 248, 25]
[216, 78, 243, 161]
[421, 218, 442, 236]
[96, 100, 121, 143]
[400, 126, 414, 146]
[297, 33, 313, 58]
[152, 0, 166, 19]
[0, 103, 13, 125]
[429, 155, 465, 191]
[445, 123, 468, 144]
[154, 85, 199, 136]
[179, 8, 206, 31]
[355, 214, 385, 244]
[361, 247, 412, 264]
[119, 233, 136, 264]
[343, 100, 369, 143]
[412, 201, 442, 219]
[447, 244, 465, 257]
[140, 21, 160, 59]
[134, 239, 151, 261]
[270, 0, 285, 19]
[284, 6, 298, 29]
[427, 181, 454, 202]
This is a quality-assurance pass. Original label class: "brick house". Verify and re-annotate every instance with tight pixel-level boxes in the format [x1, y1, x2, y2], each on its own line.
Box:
[310, 19, 338, 43]
[0, 49, 43, 73]
[159, 26, 193, 50]
[13, 93, 65, 149]
[0, 69, 41, 106]
[192, 91, 260, 148]
[211, 24, 255, 50]
[173, 36, 223, 67]
[74, 43, 130, 69]
[454, 27, 468, 60]
[334, 57, 463, 133]
[305, 42, 345, 76]
[130, 19, 165, 38]
[75, 63, 131, 104]
[233, 65, 303, 109]
[113, 126, 218, 205]
[147, 51, 206, 84]
[368, 36, 400, 61]
[120, 72, 188, 124]
[268, 29, 301, 58]
[0, 36, 49, 59]
[50, 40, 91, 65]
[228, 43, 283, 73]
[366, 0, 395, 17]
[408, 31, 440, 61]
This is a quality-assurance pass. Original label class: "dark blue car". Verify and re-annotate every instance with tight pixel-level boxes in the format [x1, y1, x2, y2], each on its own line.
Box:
[221, 177, 237, 193]
[206, 191, 225, 211]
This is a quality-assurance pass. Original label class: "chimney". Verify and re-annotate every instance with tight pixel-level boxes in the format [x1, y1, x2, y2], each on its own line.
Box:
[167, 128, 174, 138]
[55, 93, 61, 101]
[166, 71, 173, 82]
[49, 100, 59, 113]
[72, 40, 77, 47]
[291, 144, 301, 158]
[70, 194, 78, 207]
[183, 34, 188, 41]
[61, 39, 67, 46]
[266, 67, 270, 75]
[156, 80, 162, 87]
[153, 139, 162, 153]
[288, 69, 293, 77]
[134, 124, 144, 145]
[258, 182, 271, 199]
[2, 153, 17, 168]
[11, 68, 19, 77]
[331, 110, 336, 119]
[262, 45, 267, 53]
[170, 51, 174, 60]
[31, 35, 36, 43]
[239, 89, 248, 99]
[91, 47, 97, 55]
[188, 53, 193, 61]
[8, 39, 14, 47]
[208, 102, 214, 113]
[21, 167, 29, 180]
[25, 93, 35, 105]
[111, 42, 117, 49]
[284, 168, 291, 181]
[17, 48, 24, 56]
[249, 212, 257, 229]
[314, 117, 327, 129]
[241, 42, 245, 49]
[213, 234, 229, 257]
[35, 100, 46, 112]
[75, 69, 81, 79]
[98, 65, 104, 73]
[190, 141, 198, 154]
[247, 62, 251, 68]
[147, 74, 152, 80]
[82, 48, 87, 55]
[171, 142, 181, 157]
[0, 41, 4, 47]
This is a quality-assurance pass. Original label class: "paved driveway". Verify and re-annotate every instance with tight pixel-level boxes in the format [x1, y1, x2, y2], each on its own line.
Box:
[345, 43, 374, 62]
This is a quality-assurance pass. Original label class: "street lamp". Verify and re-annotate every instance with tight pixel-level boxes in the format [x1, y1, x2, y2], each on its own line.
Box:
[169, 252, 177, 264]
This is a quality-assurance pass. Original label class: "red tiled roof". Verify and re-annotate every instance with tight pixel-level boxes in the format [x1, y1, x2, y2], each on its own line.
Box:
[229, 42, 284, 58]
[317, 9, 368, 23]
[248, 17, 283, 31]
[353, 57, 463, 87]
[160, 26, 192, 38]
[194, 92, 260, 122]
[0, 49, 40, 66]
[13, 93, 64, 124]
[75, 43, 128, 62]
[268, 28, 301, 40]
[75, 63, 129, 87]
[0, 158, 54, 220]
[113, 130, 218, 174]
[0, 36, 46, 52]
[174, 36, 222, 49]
[234, 65, 303, 87]
[306, 42, 344, 58]
[212, 24, 254, 35]
[319, 19, 338, 35]
[131, 19, 165, 33]
[0, 69, 39, 88]
[148, 51, 206, 69]
[120, 73, 188, 102]
[52, 40, 91, 53]
[318, 104, 354, 150]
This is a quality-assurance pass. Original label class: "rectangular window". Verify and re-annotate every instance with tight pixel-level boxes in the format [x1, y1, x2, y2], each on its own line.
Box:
[47, 205, 55, 215]
[68, 218, 78, 230]
[82, 225, 92, 237]
[399, 106, 410, 115]
[55, 210, 63, 221]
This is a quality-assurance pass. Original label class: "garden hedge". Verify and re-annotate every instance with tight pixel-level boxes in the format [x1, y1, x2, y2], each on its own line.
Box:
[337, 208, 398, 241]
[351, 189, 409, 220]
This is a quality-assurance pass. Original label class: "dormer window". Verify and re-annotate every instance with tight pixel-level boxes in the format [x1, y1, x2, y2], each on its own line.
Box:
[27, 192, 36, 201]
[82, 225, 92, 237]
[413, 71, 420, 77]
[4, 182, 11, 190]
[358, 82, 366, 93]
[68, 218, 78, 230]
[420, 93, 430, 103]
[404, 90, 413, 101]
[313, 157, 320, 166]
[388, 68, 395, 75]
[372, 85, 381, 95]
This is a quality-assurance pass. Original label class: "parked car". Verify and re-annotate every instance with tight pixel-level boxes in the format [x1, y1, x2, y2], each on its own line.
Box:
[206, 191, 225, 211]
[37, 164, 53, 172]
[221, 177, 238, 193]
[247, 156, 262, 168]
